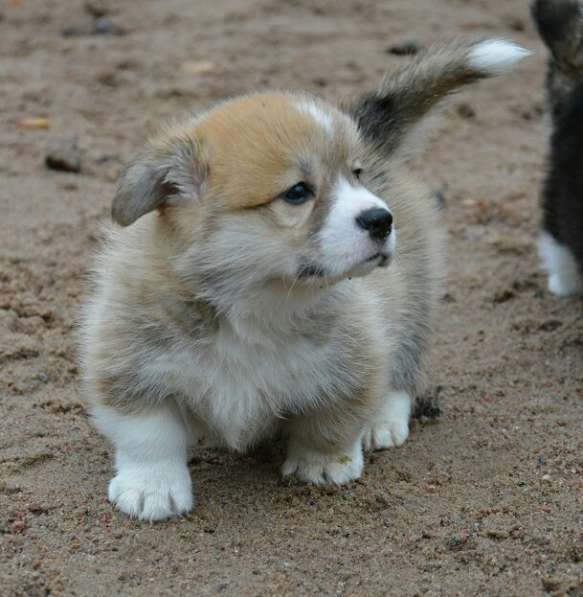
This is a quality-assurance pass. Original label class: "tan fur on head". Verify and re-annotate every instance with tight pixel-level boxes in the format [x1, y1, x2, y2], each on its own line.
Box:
[199, 94, 357, 208]
[112, 93, 362, 226]
[80, 38, 528, 521]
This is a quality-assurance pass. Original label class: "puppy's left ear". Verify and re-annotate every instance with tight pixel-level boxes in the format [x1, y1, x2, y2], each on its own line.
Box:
[112, 135, 205, 226]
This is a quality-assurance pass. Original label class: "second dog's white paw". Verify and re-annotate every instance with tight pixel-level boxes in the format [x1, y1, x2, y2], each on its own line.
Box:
[363, 390, 411, 451]
[108, 463, 193, 521]
[548, 273, 583, 297]
[282, 441, 363, 485]
[539, 232, 583, 297]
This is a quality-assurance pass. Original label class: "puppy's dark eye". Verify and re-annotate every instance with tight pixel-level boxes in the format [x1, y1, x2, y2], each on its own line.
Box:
[353, 168, 363, 181]
[282, 182, 313, 205]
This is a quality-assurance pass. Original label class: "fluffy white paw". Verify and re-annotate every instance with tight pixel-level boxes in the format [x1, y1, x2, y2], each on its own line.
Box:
[363, 390, 411, 451]
[363, 418, 409, 450]
[281, 442, 363, 485]
[108, 464, 193, 521]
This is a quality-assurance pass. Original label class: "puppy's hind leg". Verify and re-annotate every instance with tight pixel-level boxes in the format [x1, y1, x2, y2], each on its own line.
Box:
[362, 391, 411, 451]
[92, 403, 193, 521]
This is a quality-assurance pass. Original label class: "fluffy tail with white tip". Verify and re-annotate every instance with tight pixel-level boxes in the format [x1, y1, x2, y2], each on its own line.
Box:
[353, 38, 530, 158]
[468, 39, 531, 75]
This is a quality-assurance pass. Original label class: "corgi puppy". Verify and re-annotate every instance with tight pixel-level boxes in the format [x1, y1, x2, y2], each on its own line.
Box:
[80, 39, 527, 521]
[532, 0, 583, 296]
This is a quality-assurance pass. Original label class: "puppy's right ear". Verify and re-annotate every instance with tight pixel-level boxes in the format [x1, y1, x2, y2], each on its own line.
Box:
[532, 0, 583, 71]
[112, 135, 205, 226]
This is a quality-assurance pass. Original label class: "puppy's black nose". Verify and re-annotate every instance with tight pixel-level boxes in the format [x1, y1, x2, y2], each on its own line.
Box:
[355, 208, 393, 241]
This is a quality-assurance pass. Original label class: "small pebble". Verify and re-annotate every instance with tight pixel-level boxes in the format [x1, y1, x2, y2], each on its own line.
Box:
[180, 60, 215, 75]
[507, 16, 526, 32]
[312, 77, 327, 87]
[486, 529, 509, 540]
[96, 70, 122, 87]
[447, 532, 470, 551]
[541, 575, 561, 592]
[93, 16, 125, 36]
[95, 153, 119, 164]
[19, 117, 50, 129]
[386, 40, 422, 56]
[84, 0, 109, 18]
[10, 520, 26, 534]
[34, 372, 49, 383]
[45, 136, 81, 173]
[539, 320, 562, 332]
[492, 288, 516, 305]
[61, 25, 88, 38]
[28, 503, 48, 515]
[60, 181, 79, 191]
[434, 187, 447, 210]
[456, 102, 476, 119]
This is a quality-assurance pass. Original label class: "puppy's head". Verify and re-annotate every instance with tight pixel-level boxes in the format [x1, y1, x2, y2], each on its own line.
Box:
[112, 93, 395, 305]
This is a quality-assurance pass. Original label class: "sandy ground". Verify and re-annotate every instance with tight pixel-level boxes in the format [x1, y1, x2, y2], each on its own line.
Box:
[1, 0, 582, 595]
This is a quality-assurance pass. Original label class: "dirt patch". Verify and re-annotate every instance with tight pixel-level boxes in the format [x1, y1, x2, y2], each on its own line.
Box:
[1, 0, 581, 595]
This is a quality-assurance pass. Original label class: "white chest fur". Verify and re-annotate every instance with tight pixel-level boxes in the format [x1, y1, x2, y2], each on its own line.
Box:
[141, 312, 356, 451]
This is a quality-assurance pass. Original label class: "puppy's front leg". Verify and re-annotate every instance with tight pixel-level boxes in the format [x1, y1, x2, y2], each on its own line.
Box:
[362, 390, 412, 451]
[281, 407, 367, 485]
[92, 404, 193, 521]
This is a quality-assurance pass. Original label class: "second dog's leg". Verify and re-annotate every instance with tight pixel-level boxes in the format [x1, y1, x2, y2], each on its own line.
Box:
[539, 232, 583, 297]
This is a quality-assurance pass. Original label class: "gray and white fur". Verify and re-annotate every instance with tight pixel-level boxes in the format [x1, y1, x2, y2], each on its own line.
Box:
[80, 39, 527, 521]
